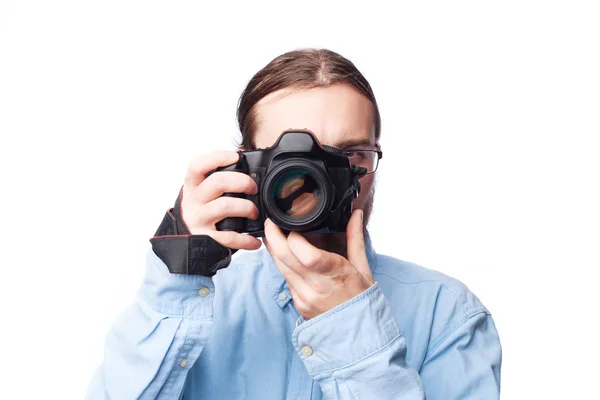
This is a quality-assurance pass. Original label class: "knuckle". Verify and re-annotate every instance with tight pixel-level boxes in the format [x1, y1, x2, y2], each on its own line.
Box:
[192, 205, 209, 225]
[191, 184, 208, 202]
[220, 198, 234, 214]
[205, 173, 225, 192]
[216, 180, 228, 195]
[303, 251, 321, 269]
[302, 291, 322, 307]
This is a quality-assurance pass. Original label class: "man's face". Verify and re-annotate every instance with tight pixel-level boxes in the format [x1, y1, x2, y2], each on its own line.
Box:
[253, 84, 378, 239]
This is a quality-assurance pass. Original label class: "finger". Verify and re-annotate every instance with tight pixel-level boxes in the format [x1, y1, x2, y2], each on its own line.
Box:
[346, 209, 373, 281]
[264, 219, 312, 278]
[195, 171, 258, 203]
[198, 197, 259, 225]
[286, 231, 343, 274]
[185, 151, 240, 187]
[287, 285, 309, 308]
[288, 285, 300, 300]
[207, 230, 262, 251]
[264, 241, 306, 291]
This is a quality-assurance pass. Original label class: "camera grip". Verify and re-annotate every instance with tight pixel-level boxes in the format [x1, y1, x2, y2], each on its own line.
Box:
[212, 152, 250, 233]
[215, 192, 246, 232]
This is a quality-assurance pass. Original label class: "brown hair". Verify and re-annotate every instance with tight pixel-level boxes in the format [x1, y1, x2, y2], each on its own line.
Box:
[236, 48, 381, 149]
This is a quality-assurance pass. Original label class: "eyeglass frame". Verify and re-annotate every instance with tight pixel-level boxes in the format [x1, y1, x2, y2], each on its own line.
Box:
[341, 147, 383, 174]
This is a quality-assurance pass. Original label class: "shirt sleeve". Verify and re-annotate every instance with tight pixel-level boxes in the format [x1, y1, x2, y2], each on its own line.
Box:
[86, 248, 215, 400]
[292, 283, 502, 400]
[292, 283, 425, 399]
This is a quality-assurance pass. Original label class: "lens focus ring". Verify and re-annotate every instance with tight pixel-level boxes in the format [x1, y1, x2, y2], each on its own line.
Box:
[262, 160, 333, 232]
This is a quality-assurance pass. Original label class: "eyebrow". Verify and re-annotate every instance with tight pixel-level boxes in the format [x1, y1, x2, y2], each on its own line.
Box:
[332, 138, 375, 149]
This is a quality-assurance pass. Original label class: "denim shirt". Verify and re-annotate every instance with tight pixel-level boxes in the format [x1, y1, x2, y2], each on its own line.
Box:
[87, 234, 501, 399]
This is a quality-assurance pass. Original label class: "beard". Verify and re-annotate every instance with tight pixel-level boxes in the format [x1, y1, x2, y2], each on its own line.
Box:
[301, 184, 375, 258]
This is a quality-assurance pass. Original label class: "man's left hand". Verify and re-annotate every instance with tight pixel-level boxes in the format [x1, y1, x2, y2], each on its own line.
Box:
[263, 209, 375, 320]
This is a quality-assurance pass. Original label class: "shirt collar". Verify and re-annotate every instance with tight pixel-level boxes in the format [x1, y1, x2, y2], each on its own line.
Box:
[262, 231, 379, 309]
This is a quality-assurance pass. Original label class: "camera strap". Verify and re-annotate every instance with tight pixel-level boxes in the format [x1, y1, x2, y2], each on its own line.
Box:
[332, 165, 367, 213]
[150, 188, 233, 276]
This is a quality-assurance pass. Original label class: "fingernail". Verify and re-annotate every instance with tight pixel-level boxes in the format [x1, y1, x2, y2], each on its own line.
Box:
[360, 209, 364, 222]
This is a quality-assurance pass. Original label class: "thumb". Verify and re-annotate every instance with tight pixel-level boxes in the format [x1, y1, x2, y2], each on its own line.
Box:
[346, 209, 373, 282]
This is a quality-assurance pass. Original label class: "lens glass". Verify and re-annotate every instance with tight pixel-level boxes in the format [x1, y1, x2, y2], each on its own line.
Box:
[270, 168, 323, 222]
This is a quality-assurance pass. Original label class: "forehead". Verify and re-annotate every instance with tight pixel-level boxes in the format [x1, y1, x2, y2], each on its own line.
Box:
[252, 84, 376, 149]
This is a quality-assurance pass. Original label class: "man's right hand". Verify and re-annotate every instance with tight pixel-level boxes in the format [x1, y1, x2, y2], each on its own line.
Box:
[180, 150, 262, 251]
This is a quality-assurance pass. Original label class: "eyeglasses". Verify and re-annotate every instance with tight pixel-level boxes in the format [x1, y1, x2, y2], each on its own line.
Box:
[342, 149, 383, 174]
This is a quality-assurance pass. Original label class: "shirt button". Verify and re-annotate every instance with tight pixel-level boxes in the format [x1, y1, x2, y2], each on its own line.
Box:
[179, 359, 188, 368]
[301, 345, 313, 356]
[198, 287, 210, 297]
[278, 292, 287, 301]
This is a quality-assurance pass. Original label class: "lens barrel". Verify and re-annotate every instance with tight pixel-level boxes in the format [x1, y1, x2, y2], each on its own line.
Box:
[262, 160, 333, 232]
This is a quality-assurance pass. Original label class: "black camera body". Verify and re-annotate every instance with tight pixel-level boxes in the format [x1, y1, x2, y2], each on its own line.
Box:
[215, 130, 367, 236]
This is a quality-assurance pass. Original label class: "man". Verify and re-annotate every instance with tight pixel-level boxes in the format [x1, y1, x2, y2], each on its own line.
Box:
[87, 48, 502, 399]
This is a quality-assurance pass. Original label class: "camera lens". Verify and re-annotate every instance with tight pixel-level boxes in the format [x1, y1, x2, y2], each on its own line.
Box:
[263, 161, 333, 231]
[271, 168, 323, 221]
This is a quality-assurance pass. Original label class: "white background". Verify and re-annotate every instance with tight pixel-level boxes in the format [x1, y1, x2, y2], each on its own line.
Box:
[1, 1, 599, 398]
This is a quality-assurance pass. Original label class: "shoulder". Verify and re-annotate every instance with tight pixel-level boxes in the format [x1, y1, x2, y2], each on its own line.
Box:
[373, 253, 486, 312]
[372, 253, 492, 363]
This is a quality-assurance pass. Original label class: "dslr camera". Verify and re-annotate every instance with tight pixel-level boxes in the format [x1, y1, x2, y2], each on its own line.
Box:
[215, 130, 367, 236]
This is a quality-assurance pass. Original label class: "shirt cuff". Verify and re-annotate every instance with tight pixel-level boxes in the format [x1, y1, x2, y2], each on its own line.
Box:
[291, 283, 402, 377]
[139, 247, 215, 318]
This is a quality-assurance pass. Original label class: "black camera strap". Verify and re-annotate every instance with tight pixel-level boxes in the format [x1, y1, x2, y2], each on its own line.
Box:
[150, 188, 233, 276]
[333, 165, 367, 212]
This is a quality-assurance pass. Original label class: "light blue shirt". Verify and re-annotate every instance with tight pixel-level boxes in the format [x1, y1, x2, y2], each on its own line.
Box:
[87, 234, 501, 399]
